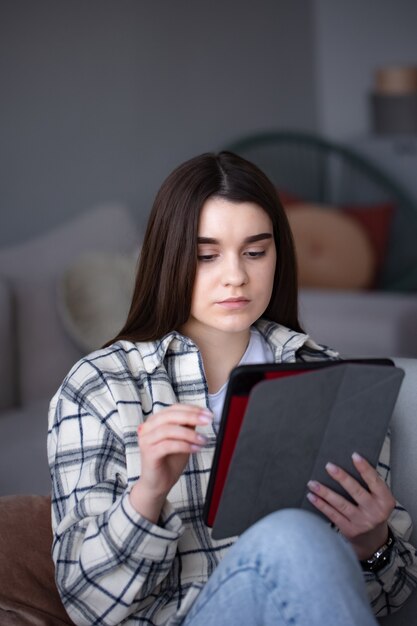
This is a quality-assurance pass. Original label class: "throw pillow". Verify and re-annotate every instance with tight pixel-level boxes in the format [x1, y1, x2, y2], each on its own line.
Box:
[0, 495, 73, 625]
[342, 202, 394, 274]
[57, 251, 138, 353]
[277, 190, 395, 288]
[286, 204, 376, 289]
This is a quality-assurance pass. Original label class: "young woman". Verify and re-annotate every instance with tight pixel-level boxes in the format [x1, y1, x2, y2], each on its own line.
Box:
[48, 152, 417, 626]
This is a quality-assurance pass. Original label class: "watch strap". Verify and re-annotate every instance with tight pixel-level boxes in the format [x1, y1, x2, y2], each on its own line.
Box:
[360, 527, 395, 573]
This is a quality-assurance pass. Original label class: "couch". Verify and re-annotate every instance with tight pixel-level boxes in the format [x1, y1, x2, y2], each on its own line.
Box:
[0, 357, 416, 625]
[1, 205, 417, 496]
[0, 205, 140, 496]
[1, 204, 417, 624]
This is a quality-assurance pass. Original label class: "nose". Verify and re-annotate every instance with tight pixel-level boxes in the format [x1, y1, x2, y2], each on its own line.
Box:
[222, 254, 248, 287]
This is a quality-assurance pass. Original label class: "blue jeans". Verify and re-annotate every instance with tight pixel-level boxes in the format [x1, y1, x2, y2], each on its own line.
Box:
[181, 509, 377, 626]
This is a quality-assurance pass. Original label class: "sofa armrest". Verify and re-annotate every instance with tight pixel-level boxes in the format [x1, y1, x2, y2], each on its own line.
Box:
[379, 358, 417, 625]
[0, 399, 50, 496]
[0, 276, 17, 411]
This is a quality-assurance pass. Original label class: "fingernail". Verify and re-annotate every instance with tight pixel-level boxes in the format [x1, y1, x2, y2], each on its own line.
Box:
[307, 492, 317, 503]
[326, 462, 338, 475]
[196, 434, 208, 444]
[191, 444, 203, 452]
[352, 452, 364, 462]
[198, 414, 213, 424]
[307, 480, 320, 492]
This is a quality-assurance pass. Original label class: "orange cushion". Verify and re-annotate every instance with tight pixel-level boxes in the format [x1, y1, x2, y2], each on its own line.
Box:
[286, 204, 376, 289]
[278, 190, 395, 289]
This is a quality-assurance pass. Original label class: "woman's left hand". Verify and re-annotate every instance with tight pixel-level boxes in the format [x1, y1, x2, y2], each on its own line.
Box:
[307, 452, 396, 560]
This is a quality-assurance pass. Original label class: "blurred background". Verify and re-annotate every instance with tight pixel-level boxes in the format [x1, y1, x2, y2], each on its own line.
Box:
[2, 11, 417, 624]
[1, 0, 417, 497]
[2, 0, 417, 245]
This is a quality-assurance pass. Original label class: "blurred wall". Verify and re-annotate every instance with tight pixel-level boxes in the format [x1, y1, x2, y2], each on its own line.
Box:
[0, 0, 318, 247]
[314, 0, 417, 138]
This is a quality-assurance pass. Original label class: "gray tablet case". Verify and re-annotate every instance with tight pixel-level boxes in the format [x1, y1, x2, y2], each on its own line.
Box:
[211, 363, 404, 540]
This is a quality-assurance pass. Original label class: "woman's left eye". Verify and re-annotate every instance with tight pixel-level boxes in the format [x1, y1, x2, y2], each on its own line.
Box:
[245, 250, 266, 258]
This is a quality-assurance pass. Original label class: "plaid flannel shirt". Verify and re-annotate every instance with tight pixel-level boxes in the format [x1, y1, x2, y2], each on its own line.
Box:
[48, 319, 417, 625]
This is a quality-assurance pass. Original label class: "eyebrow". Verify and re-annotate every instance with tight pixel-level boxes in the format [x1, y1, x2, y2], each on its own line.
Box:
[197, 233, 273, 244]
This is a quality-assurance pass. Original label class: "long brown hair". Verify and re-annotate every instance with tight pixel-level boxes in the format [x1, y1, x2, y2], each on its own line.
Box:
[104, 151, 303, 346]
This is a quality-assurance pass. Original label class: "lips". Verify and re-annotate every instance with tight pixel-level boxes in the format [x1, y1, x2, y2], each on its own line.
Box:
[216, 297, 250, 309]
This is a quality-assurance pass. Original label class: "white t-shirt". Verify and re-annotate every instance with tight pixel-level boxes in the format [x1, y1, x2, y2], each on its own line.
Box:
[208, 327, 274, 429]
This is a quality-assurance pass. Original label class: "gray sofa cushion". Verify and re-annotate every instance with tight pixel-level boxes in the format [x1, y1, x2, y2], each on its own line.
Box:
[379, 358, 417, 625]
[390, 358, 417, 544]
[0, 276, 17, 410]
[0, 205, 140, 406]
[0, 399, 50, 497]
[299, 288, 417, 358]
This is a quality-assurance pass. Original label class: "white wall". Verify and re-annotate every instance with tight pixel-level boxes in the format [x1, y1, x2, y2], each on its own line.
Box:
[0, 0, 318, 246]
[313, 0, 417, 139]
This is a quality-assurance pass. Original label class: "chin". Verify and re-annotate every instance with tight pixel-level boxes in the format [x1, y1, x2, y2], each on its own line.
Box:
[216, 316, 259, 334]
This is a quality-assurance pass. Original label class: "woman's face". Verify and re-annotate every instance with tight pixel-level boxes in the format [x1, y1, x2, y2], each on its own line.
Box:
[183, 196, 276, 340]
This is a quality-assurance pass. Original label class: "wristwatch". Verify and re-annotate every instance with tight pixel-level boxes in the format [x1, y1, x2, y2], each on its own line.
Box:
[360, 527, 395, 573]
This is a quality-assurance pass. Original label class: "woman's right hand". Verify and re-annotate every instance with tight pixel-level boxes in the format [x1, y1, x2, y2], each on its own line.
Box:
[129, 404, 213, 521]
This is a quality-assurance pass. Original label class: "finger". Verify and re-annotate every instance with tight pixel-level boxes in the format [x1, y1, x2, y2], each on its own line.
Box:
[307, 480, 357, 521]
[150, 440, 204, 457]
[152, 404, 212, 421]
[140, 406, 213, 434]
[325, 462, 372, 507]
[162, 403, 211, 415]
[140, 414, 211, 439]
[351, 452, 392, 498]
[306, 491, 353, 535]
[142, 424, 208, 448]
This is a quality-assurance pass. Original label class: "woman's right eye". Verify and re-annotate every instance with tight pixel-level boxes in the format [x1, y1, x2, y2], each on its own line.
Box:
[197, 254, 217, 262]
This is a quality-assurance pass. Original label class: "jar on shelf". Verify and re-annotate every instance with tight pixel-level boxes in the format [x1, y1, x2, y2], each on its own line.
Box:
[370, 65, 417, 134]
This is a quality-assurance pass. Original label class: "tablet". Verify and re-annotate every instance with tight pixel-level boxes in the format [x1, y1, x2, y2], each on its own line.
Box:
[203, 358, 401, 539]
